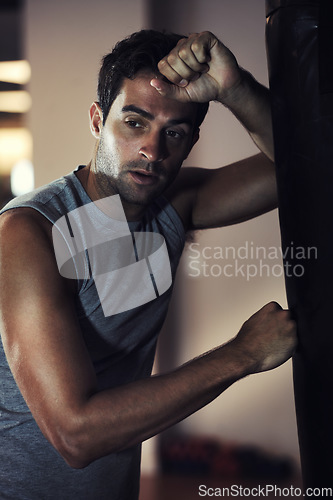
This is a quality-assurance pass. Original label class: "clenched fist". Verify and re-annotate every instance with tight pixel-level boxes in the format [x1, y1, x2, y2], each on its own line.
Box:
[150, 31, 243, 104]
[233, 302, 297, 373]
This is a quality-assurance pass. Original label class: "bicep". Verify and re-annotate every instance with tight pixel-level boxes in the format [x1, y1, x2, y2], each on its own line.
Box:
[171, 153, 278, 231]
[0, 210, 96, 447]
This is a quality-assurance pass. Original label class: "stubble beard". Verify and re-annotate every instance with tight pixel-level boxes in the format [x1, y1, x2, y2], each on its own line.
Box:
[94, 138, 170, 208]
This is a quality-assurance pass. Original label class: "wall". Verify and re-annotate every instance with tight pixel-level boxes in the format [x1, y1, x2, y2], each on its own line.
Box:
[24, 0, 300, 474]
[25, 0, 146, 187]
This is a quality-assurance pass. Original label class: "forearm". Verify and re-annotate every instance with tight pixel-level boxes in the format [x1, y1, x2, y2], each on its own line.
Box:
[62, 301, 297, 469]
[219, 69, 274, 161]
[60, 338, 253, 468]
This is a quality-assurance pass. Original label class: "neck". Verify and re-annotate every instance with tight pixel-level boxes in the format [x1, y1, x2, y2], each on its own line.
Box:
[76, 162, 147, 222]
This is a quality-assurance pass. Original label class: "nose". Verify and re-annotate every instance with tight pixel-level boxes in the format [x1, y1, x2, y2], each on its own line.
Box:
[139, 131, 166, 163]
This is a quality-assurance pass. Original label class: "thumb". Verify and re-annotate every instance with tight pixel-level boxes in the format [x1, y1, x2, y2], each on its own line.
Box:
[150, 77, 189, 101]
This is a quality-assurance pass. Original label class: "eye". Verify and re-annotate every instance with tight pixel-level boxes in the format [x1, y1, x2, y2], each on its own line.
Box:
[165, 129, 184, 140]
[126, 119, 142, 128]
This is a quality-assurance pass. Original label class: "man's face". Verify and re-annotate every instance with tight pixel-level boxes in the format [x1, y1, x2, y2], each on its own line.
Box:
[91, 70, 199, 218]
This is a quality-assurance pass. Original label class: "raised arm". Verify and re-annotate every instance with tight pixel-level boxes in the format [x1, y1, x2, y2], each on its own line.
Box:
[152, 31, 277, 230]
[0, 209, 296, 469]
[152, 31, 274, 160]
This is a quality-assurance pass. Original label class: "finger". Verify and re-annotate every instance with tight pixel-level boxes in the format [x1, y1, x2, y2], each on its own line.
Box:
[177, 40, 210, 73]
[150, 78, 187, 100]
[157, 57, 194, 87]
[188, 31, 214, 65]
[158, 34, 210, 86]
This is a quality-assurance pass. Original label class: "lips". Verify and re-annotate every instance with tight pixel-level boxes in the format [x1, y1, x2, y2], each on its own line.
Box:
[129, 170, 159, 186]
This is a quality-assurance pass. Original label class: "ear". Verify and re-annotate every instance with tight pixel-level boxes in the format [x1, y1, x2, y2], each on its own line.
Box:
[89, 102, 103, 139]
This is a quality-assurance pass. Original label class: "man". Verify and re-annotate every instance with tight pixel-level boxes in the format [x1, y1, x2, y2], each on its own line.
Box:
[0, 30, 296, 499]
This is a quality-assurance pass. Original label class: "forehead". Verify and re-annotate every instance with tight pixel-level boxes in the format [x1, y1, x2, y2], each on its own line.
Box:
[110, 71, 198, 126]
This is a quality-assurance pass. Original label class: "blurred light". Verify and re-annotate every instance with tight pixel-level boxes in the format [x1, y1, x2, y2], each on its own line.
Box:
[10, 159, 35, 196]
[0, 60, 31, 84]
[0, 91, 32, 113]
[0, 128, 33, 175]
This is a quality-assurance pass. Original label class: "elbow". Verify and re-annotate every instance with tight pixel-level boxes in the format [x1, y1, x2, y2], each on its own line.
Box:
[48, 419, 97, 469]
[54, 432, 92, 469]
[48, 416, 125, 469]
[61, 446, 92, 470]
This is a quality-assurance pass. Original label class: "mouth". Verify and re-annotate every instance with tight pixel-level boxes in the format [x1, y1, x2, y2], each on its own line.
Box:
[128, 170, 159, 186]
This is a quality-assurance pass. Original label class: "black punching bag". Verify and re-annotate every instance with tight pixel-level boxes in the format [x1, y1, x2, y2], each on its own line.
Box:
[266, 0, 333, 489]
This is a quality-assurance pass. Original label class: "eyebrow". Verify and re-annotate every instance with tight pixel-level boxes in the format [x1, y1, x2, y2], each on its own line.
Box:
[122, 105, 154, 121]
[121, 104, 194, 127]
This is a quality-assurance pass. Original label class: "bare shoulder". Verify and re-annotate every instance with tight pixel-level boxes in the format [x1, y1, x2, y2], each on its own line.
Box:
[0, 207, 53, 245]
[0, 207, 75, 305]
[0, 208, 58, 278]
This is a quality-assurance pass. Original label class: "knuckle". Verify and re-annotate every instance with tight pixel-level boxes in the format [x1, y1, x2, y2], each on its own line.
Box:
[265, 301, 280, 312]
[166, 52, 178, 66]
[191, 40, 201, 53]
[176, 36, 188, 46]
[158, 58, 168, 70]
[197, 30, 214, 44]
[178, 47, 188, 60]
[201, 30, 213, 37]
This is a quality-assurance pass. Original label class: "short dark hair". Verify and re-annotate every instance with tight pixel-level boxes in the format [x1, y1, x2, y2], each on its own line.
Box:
[97, 29, 209, 129]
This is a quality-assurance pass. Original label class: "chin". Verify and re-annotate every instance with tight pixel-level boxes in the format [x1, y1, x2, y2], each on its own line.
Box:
[122, 183, 167, 207]
[125, 193, 160, 208]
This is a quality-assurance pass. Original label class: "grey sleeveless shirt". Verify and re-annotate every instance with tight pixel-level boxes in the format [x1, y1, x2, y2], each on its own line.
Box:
[0, 168, 186, 499]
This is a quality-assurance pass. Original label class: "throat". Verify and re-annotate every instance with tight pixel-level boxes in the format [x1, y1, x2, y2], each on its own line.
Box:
[75, 165, 148, 222]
